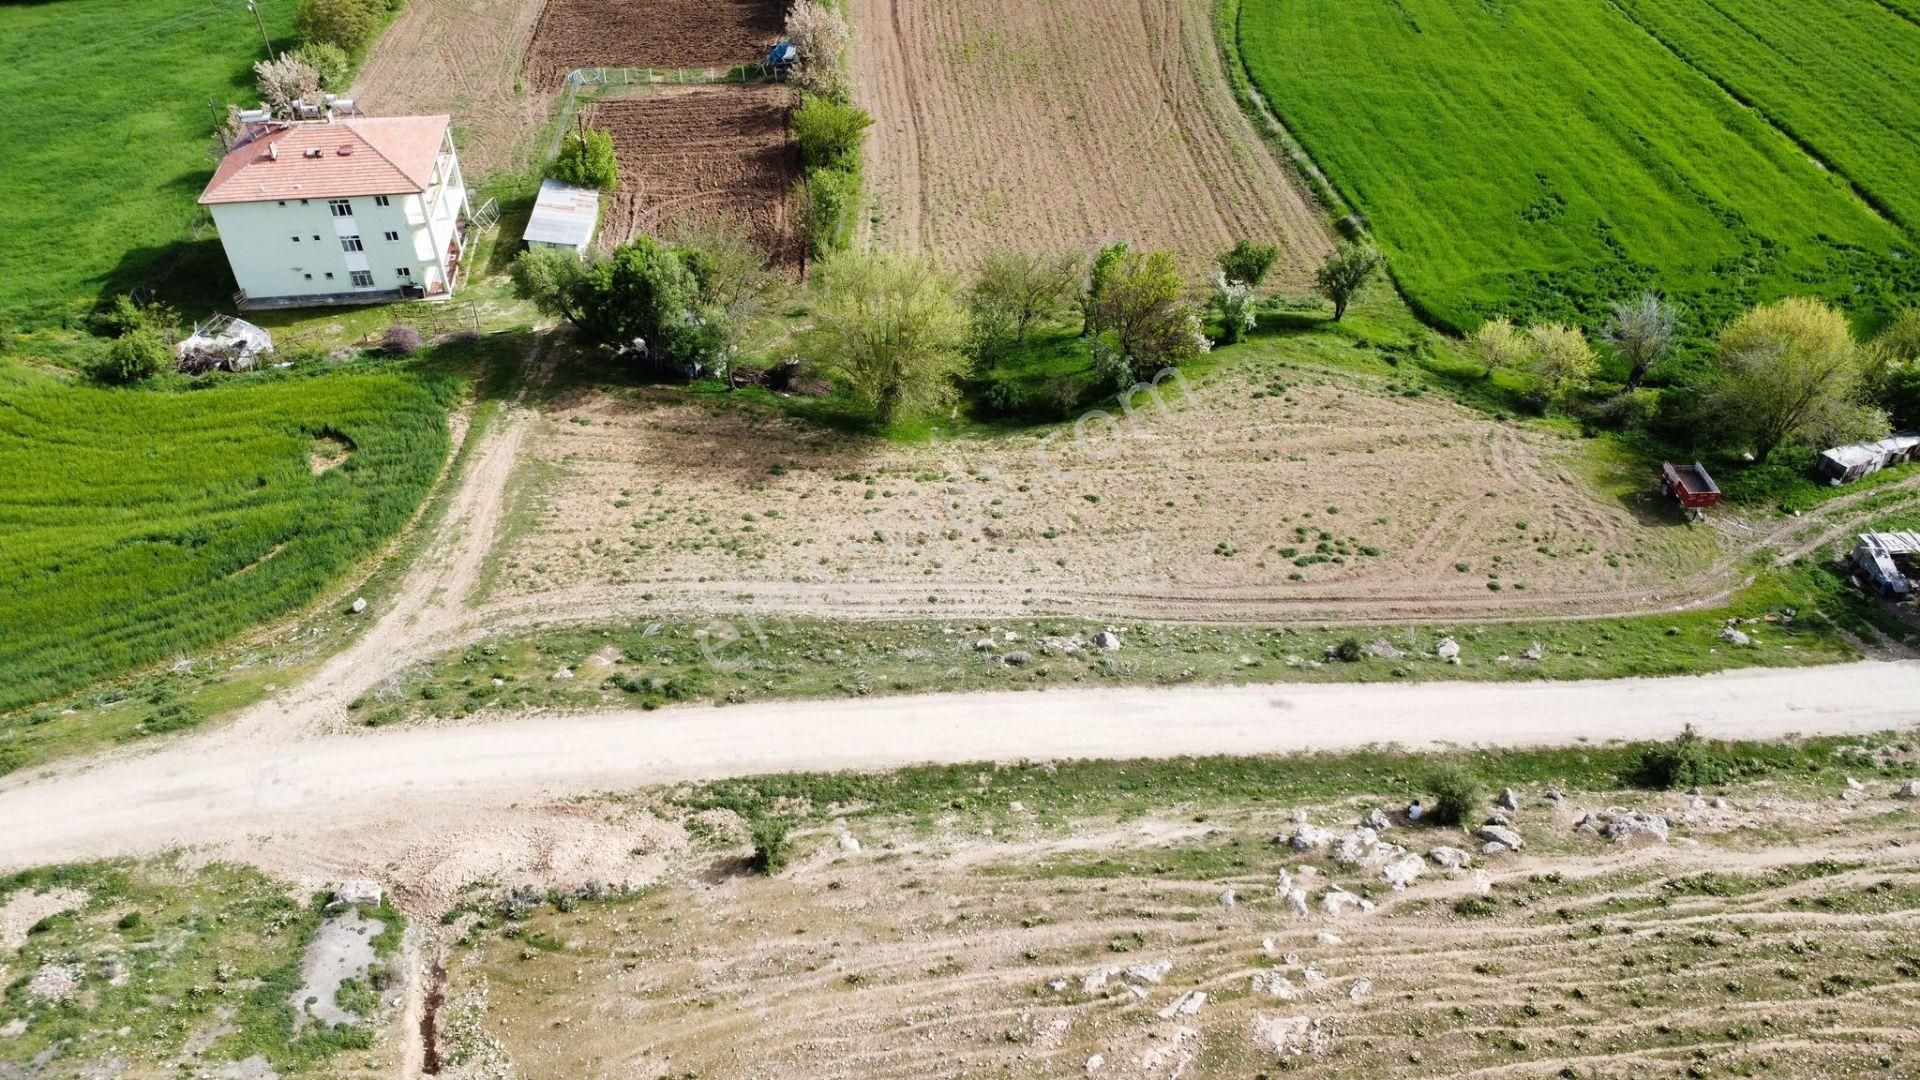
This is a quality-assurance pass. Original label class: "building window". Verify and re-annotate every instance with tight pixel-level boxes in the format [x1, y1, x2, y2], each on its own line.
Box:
[278, 200, 287, 207]
[328, 199, 352, 217]
[374, 195, 390, 207]
[384, 231, 400, 242]
[313, 235, 321, 241]
[303, 273, 313, 280]
[350, 270, 375, 288]
[291, 235, 301, 243]
[395, 267, 412, 278]
[340, 235, 363, 252]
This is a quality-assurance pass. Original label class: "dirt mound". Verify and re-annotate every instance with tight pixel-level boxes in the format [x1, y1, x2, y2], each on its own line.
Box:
[585, 86, 806, 273]
[524, 0, 787, 88]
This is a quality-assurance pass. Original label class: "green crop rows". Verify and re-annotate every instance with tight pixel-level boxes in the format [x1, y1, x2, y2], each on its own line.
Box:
[1235, 0, 1918, 335]
[0, 368, 450, 711]
[1614, 0, 1920, 236]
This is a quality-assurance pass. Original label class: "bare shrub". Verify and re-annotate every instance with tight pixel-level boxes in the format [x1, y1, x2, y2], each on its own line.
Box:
[381, 324, 424, 356]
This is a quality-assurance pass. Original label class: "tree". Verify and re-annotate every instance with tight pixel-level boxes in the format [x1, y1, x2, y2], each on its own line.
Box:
[1218, 239, 1279, 288]
[509, 246, 592, 325]
[576, 238, 702, 363]
[785, 0, 851, 99]
[1089, 250, 1210, 382]
[969, 248, 1082, 352]
[1527, 323, 1597, 394]
[668, 216, 779, 385]
[1080, 241, 1129, 336]
[1707, 297, 1885, 463]
[254, 54, 321, 118]
[1867, 308, 1920, 429]
[791, 95, 871, 170]
[803, 251, 970, 427]
[1601, 291, 1678, 391]
[1209, 273, 1256, 345]
[293, 42, 352, 90]
[96, 328, 171, 384]
[294, 0, 384, 52]
[1467, 315, 1529, 375]
[1313, 242, 1383, 321]
[549, 126, 618, 190]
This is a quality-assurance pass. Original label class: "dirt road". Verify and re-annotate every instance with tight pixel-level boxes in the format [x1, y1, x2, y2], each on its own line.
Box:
[2, 661, 1916, 877]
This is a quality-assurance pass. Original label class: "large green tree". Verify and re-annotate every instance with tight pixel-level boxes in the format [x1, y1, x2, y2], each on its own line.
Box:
[1089, 250, 1209, 382]
[803, 251, 969, 427]
[1706, 297, 1884, 463]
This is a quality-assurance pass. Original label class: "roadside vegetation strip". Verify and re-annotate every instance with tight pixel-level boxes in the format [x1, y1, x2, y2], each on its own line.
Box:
[1234, 0, 1914, 338]
[364, 551, 1897, 726]
[0, 366, 453, 718]
[0, 859, 404, 1077]
[1613, 0, 1920, 240]
[0, 0, 294, 327]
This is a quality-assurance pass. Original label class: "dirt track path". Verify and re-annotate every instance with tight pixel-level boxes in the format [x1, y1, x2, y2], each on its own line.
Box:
[2, 658, 1918, 878]
[3, 346, 1916, 894]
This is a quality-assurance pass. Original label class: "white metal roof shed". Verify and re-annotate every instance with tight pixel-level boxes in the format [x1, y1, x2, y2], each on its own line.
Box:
[524, 178, 600, 254]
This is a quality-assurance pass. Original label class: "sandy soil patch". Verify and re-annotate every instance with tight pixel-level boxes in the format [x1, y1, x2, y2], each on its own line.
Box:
[446, 788, 1920, 1077]
[0, 888, 86, 952]
[585, 86, 806, 273]
[352, 0, 555, 176]
[486, 362, 1713, 622]
[851, 0, 1335, 283]
[523, 0, 787, 88]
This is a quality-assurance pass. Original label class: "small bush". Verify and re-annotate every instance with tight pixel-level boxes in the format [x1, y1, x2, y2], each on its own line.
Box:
[1218, 239, 1280, 288]
[293, 42, 352, 89]
[791, 95, 871, 170]
[381, 324, 423, 356]
[749, 818, 791, 875]
[96, 328, 171, 383]
[1331, 637, 1364, 662]
[549, 126, 619, 190]
[1631, 724, 1731, 790]
[803, 164, 861, 256]
[1423, 761, 1483, 827]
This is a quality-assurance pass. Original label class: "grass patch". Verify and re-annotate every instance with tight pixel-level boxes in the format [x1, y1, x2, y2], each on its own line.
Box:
[0, 363, 453, 715]
[0, 0, 297, 327]
[0, 860, 394, 1077]
[1235, 0, 1917, 338]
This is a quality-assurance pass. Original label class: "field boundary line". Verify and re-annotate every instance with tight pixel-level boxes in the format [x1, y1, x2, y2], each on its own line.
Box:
[1210, 0, 1349, 222]
[1604, 0, 1917, 242]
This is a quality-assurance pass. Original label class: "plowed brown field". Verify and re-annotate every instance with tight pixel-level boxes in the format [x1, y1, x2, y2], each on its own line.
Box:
[852, 0, 1335, 284]
[585, 86, 807, 272]
[353, 0, 556, 175]
[524, 0, 787, 88]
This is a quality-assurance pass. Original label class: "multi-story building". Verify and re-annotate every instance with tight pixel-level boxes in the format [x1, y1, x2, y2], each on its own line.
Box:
[199, 112, 470, 309]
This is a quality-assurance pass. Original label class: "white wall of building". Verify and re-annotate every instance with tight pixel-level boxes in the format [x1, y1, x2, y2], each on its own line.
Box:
[211, 136, 470, 304]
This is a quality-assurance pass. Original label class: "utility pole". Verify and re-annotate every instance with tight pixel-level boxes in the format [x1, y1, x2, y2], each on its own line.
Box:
[248, 0, 276, 62]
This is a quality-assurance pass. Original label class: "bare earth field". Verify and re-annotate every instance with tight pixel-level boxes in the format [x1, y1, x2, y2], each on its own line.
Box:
[851, 0, 1335, 283]
[484, 360, 1718, 623]
[585, 86, 807, 272]
[523, 0, 787, 87]
[353, 0, 556, 175]
[442, 779, 1920, 1077]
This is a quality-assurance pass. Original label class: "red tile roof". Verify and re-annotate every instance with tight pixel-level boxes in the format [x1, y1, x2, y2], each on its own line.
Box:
[199, 115, 452, 206]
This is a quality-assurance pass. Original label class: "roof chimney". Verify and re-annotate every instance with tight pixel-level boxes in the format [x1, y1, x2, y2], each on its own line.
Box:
[268, 142, 278, 161]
